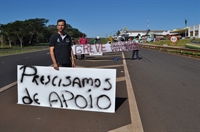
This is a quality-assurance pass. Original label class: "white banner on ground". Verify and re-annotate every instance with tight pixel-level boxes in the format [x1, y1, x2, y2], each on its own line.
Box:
[89, 52, 103, 56]
[17, 65, 116, 113]
[72, 41, 139, 54]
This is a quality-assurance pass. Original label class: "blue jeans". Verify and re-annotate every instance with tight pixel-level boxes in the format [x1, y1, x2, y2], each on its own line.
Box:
[81, 54, 85, 59]
[132, 50, 139, 59]
[75, 54, 78, 59]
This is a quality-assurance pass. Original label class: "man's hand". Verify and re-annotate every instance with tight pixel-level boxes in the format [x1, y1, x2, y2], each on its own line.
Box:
[72, 61, 75, 67]
[53, 63, 59, 70]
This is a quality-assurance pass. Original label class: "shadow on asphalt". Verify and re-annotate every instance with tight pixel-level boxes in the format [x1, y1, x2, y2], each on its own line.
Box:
[115, 97, 127, 111]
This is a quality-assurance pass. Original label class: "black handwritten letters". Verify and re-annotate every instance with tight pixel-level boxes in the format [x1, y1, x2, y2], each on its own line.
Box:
[20, 66, 111, 88]
[72, 42, 139, 54]
[22, 88, 40, 105]
[18, 65, 115, 112]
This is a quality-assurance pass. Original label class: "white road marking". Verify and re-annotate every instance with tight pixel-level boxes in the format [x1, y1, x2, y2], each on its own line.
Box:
[109, 52, 144, 132]
[91, 64, 123, 68]
[116, 76, 125, 82]
[0, 55, 144, 132]
[0, 81, 17, 93]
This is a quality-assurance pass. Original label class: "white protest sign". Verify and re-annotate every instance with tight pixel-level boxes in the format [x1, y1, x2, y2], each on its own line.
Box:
[17, 65, 116, 113]
[89, 52, 103, 56]
[72, 41, 139, 54]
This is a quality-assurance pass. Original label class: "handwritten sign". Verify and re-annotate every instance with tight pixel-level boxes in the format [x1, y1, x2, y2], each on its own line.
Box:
[72, 41, 139, 54]
[89, 52, 103, 56]
[17, 65, 116, 113]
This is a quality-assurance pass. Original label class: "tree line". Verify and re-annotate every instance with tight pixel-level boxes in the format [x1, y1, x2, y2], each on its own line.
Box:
[0, 18, 84, 47]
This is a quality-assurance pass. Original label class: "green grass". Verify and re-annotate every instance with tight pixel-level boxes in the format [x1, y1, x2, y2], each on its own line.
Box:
[35, 43, 49, 46]
[0, 45, 49, 56]
[101, 38, 109, 44]
[176, 51, 200, 57]
[143, 47, 200, 58]
[185, 43, 200, 49]
[148, 38, 200, 47]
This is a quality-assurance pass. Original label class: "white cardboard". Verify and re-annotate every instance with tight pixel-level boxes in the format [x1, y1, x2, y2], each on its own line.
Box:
[17, 65, 116, 113]
[72, 41, 139, 54]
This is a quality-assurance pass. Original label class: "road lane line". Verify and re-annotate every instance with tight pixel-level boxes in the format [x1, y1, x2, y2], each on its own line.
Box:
[0, 81, 17, 93]
[1, 53, 143, 131]
[109, 52, 144, 132]
[91, 64, 123, 68]
[116, 76, 125, 82]
[122, 52, 144, 131]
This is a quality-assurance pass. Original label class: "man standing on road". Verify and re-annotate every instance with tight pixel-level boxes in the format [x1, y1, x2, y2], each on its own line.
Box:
[93, 38, 97, 44]
[132, 36, 140, 60]
[78, 34, 87, 59]
[49, 19, 75, 70]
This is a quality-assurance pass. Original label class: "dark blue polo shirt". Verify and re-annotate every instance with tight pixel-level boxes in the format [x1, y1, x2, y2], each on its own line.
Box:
[49, 33, 72, 64]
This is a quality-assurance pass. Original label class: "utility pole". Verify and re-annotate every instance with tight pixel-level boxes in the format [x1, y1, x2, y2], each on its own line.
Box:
[185, 19, 187, 37]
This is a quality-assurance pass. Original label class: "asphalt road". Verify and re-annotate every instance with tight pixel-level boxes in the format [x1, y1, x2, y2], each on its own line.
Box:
[124, 48, 200, 131]
[0, 48, 200, 131]
[0, 50, 52, 88]
[0, 52, 131, 132]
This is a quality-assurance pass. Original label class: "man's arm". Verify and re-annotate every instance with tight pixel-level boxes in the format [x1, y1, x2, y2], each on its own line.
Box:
[78, 38, 81, 44]
[50, 46, 59, 70]
[71, 48, 75, 67]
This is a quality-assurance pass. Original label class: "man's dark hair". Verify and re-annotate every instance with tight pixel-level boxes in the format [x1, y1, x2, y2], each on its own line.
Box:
[57, 19, 66, 26]
[82, 34, 85, 37]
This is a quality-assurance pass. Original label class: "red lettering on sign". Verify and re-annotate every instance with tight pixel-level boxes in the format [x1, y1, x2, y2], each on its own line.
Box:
[101, 45, 107, 52]
[95, 44, 101, 52]
[83, 45, 89, 53]
[89, 45, 94, 53]
[75, 46, 82, 54]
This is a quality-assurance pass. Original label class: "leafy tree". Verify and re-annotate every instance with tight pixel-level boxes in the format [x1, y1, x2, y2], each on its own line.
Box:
[47, 24, 57, 33]
[12, 20, 26, 47]
[0, 18, 85, 47]
[116, 30, 120, 36]
[24, 18, 48, 45]
[0, 24, 4, 47]
[0, 23, 17, 47]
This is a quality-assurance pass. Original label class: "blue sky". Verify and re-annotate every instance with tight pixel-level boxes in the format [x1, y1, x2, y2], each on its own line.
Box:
[0, 0, 199, 38]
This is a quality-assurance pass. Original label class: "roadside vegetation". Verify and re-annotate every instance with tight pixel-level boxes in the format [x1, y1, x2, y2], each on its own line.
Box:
[143, 38, 200, 58]
[0, 18, 84, 48]
[0, 43, 49, 56]
[148, 38, 200, 47]
[101, 38, 109, 44]
[0, 38, 106, 56]
[0, 18, 87, 56]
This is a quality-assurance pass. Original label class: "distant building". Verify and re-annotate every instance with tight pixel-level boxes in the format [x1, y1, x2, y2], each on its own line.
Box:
[170, 24, 200, 38]
[188, 24, 200, 38]
[170, 28, 188, 37]
[116, 24, 200, 41]
[119, 30, 166, 37]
